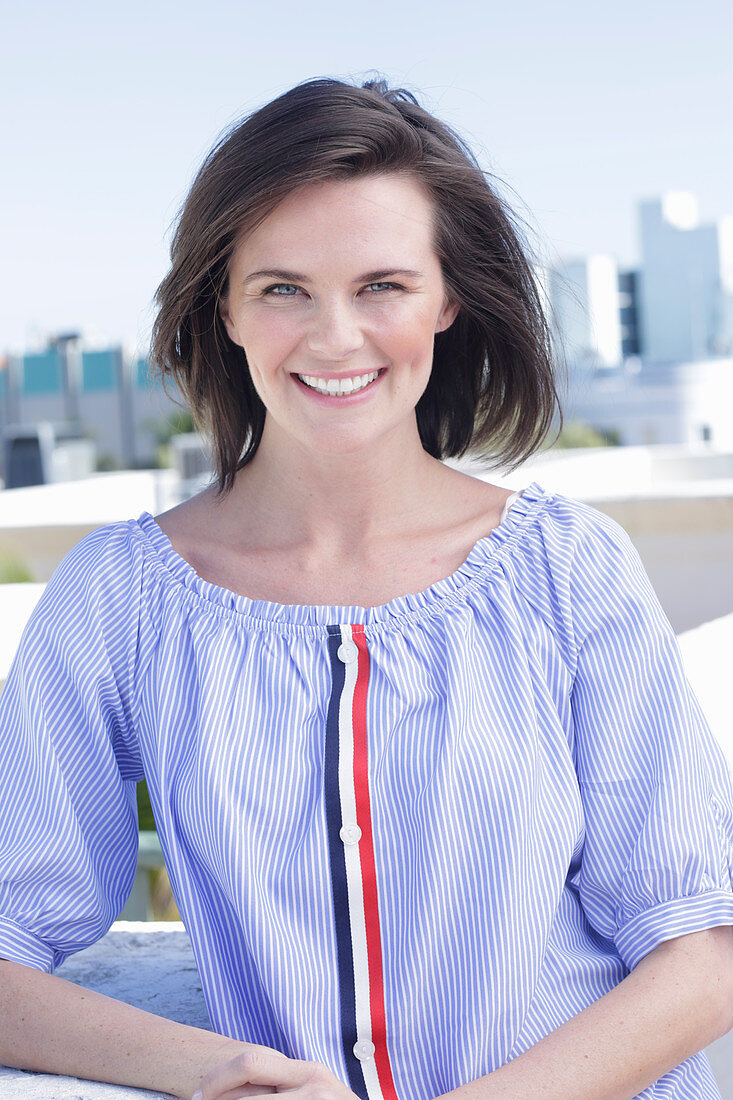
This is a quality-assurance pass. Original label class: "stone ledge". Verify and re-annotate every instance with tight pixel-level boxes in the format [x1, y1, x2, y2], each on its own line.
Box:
[0, 922, 209, 1099]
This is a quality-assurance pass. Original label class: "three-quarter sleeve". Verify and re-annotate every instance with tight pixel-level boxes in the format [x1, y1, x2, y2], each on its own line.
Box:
[564, 505, 733, 971]
[0, 524, 146, 973]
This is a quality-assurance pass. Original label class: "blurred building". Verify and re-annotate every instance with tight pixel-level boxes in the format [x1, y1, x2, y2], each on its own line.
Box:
[547, 255, 623, 369]
[617, 269, 642, 358]
[637, 192, 733, 364]
[546, 191, 733, 372]
[0, 337, 183, 479]
[565, 356, 733, 448]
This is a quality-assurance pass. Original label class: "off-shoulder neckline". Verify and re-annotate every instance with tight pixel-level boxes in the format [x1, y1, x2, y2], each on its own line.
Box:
[130, 480, 553, 633]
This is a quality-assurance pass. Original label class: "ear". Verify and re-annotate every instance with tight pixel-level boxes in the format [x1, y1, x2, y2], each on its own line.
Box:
[435, 298, 460, 334]
[219, 296, 241, 346]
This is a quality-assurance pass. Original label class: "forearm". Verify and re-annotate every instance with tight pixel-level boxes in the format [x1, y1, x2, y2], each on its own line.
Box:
[439, 927, 733, 1100]
[0, 958, 249, 1099]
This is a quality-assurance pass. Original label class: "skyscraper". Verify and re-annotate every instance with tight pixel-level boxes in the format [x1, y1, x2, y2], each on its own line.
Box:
[638, 192, 733, 364]
[546, 255, 622, 369]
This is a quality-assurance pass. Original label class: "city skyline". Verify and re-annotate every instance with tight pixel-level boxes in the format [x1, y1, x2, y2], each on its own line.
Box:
[2, 0, 732, 352]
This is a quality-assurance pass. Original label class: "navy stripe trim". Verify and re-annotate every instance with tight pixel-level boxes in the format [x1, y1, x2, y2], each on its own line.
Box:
[324, 624, 368, 1100]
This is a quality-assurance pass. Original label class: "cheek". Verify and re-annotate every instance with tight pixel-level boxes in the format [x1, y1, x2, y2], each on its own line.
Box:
[382, 312, 439, 368]
[239, 314, 302, 371]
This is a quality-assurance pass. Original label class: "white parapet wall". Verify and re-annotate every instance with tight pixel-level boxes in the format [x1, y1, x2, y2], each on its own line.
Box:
[0, 584, 44, 685]
[676, 612, 733, 769]
[0, 469, 182, 581]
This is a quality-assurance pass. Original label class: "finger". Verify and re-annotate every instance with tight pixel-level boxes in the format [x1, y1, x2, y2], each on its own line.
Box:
[195, 1086, 274, 1100]
[197, 1050, 317, 1100]
[209, 1090, 277, 1100]
[226, 1094, 278, 1100]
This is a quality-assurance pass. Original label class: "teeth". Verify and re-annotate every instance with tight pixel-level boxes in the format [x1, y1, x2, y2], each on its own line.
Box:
[298, 370, 380, 397]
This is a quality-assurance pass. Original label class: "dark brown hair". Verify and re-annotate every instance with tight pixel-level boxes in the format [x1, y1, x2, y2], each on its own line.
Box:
[151, 75, 563, 494]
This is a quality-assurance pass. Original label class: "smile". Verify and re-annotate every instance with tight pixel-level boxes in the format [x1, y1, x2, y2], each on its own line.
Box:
[296, 370, 382, 397]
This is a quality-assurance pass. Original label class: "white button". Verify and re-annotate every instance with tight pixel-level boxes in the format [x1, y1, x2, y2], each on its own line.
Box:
[339, 824, 362, 845]
[353, 1039, 375, 1061]
[337, 641, 359, 664]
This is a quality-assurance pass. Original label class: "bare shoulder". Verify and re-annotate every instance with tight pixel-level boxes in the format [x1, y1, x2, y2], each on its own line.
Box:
[153, 485, 223, 557]
[435, 467, 519, 534]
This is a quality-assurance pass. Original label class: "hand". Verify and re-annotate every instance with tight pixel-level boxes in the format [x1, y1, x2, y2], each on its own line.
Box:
[191, 1046, 360, 1100]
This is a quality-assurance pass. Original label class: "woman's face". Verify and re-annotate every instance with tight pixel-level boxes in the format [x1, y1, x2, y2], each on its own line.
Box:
[220, 172, 459, 460]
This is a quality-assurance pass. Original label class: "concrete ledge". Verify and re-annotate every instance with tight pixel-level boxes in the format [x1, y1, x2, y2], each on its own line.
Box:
[0, 470, 180, 582]
[0, 583, 44, 687]
[0, 922, 209, 1098]
[677, 612, 733, 767]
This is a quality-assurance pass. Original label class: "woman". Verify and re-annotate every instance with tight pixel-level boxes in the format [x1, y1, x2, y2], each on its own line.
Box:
[0, 77, 732, 1100]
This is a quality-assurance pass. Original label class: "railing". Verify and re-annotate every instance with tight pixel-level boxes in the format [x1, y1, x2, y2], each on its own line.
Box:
[119, 831, 168, 922]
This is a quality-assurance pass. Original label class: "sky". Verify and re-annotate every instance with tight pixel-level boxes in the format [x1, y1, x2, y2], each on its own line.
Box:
[1, 0, 732, 355]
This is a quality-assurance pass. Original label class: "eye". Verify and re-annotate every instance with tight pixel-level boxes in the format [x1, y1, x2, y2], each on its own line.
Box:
[262, 283, 300, 297]
[365, 282, 402, 293]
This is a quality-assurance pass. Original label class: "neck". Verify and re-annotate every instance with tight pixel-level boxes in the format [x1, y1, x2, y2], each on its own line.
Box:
[221, 420, 447, 556]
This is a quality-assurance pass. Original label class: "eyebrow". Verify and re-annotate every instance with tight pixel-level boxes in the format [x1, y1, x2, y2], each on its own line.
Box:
[243, 267, 424, 284]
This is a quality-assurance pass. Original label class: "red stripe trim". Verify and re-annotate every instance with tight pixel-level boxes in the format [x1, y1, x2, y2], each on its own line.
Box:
[351, 629, 399, 1100]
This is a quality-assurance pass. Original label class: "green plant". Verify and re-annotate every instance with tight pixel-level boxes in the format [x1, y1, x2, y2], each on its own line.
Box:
[136, 778, 157, 832]
[0, 548, 34, 583]
[96, 452, 121, 472]
[135, 780, 180, 919]
[551, 421, 619, 449]
[146, 410, 196, 448]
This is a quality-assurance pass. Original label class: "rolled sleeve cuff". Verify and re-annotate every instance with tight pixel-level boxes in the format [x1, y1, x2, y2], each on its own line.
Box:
[615, 890, 733, 970]
[0, 916, 55, 972]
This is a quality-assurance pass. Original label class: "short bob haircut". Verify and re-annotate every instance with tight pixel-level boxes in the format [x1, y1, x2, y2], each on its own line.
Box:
[151, 75, 563, 495]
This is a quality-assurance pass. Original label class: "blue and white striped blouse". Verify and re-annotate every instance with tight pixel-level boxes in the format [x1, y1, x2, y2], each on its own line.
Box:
[1, 480, 732, 1099]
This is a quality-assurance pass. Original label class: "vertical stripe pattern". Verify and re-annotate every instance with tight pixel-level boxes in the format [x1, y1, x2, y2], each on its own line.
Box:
[1, 481, 732, 1100]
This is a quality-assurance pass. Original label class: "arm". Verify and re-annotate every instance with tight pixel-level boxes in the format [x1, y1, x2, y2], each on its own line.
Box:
[460, 498, 733, 1098]
[0, 957, 254, 1099]
[437, 924, 733, 1100]
[0, 527, 264, 1098]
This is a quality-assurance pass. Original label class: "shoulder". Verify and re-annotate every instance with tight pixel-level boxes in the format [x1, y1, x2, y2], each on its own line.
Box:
[536, 491, 675, 662]
[6, 518, 157, 717]
[499, 484, 662, 663]
[29, 517, 157, 655]
[534, 486, 633, 548]
[43, 517, 148, 604]
[534, 487, 656, 601]
[534, 490, 655, 600]
[506, 483, 638, 579]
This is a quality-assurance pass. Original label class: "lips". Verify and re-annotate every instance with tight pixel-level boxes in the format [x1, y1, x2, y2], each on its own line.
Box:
[292, 368, 386, 400]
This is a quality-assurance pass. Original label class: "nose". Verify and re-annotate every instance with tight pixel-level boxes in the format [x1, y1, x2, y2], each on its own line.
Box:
[305, 298, 365, 361]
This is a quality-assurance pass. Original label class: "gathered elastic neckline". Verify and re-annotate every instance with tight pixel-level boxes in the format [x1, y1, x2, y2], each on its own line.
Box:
[131, 480, 552, 633]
